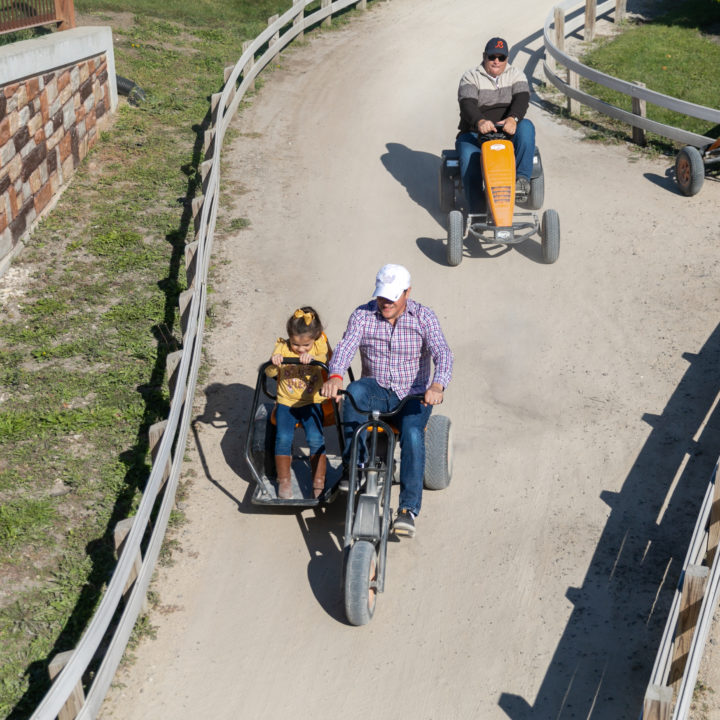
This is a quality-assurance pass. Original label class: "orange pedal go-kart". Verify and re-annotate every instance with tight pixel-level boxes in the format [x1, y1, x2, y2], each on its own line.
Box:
[439, 125, 560, 265]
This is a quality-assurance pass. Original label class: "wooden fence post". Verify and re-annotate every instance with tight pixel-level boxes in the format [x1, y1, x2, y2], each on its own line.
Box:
[642, 685, 673, 720]
[149, 419, 173, 488]
[242, 41, 255, 91]
[321, 0, 331, 27]
[268, 14, 280, 66]
[113, 518, 148, 613]
[54, 0, 76, 31]
[615, 0, 627, 23]
[552, 7, 565, 76]
[669, 564, 709, 684]
[568, 70, 580, 116]
[632, 81, 647, 147]
[164, 352, 183, 401]
[210, 92, 222, 124]
[178, 289, 194, 340]
[203, 128, 215, 161]
[706, 474, 720, 566]
[293, 2, 304, 38]
[200, 159, 213, 195]
[554, 7, 565, 53]
[48, 650, 85, 720]
[585, 0, 596, 42]
[184, 240, 199, 290]
[192, 195, 204, 233]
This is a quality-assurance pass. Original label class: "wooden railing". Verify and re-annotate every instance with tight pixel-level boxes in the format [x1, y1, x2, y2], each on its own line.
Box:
[543, 0, 720, 149]
[0, 0, 75, 34]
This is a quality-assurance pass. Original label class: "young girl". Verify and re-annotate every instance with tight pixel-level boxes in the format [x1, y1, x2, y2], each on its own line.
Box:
[266, 307, 329, 499]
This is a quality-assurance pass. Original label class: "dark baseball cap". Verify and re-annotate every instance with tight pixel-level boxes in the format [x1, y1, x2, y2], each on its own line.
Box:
[484, 37, 509, 57]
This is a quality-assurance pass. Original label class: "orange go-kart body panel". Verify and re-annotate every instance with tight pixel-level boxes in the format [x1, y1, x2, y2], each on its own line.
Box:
[481, 138, 516, 227]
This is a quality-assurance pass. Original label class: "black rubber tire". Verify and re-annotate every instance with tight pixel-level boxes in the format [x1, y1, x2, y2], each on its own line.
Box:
[675, 146, 704, 197]
[439, 164, 455, 213]
[541, 209, 560, 265]
[423, 415, 452, 490]
[116, 75, 147, 106]
[344, 540, 377, 626]
[526, 173, 545, 210]
[447, 210, 463, 267]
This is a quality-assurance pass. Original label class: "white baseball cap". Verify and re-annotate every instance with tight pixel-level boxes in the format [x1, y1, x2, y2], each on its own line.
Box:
[373, 264, 411, 302]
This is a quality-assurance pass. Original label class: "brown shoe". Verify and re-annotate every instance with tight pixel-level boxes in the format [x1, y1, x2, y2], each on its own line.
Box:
[274, 455, 293, 499]
[310, 453, 327, 498]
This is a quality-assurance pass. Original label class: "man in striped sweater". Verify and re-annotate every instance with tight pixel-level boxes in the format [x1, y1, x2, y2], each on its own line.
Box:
[456, 37, 535, 213]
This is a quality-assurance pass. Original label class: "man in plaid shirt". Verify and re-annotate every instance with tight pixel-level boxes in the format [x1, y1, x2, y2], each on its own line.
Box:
[322, 264, 453, 538]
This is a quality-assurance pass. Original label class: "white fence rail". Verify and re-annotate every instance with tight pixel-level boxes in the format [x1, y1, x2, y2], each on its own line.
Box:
[543, 0, 720, 148]
[29, 2, 381, 718]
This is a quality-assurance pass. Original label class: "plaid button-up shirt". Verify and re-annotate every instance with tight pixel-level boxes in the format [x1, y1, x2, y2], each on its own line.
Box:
[328, 299, 453, 399]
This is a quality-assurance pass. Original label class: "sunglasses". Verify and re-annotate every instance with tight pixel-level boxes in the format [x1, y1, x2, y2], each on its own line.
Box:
[487, 54, 507, 61]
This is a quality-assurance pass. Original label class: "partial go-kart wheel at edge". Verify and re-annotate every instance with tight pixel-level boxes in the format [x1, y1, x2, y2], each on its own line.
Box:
[439, 166, 455, 214]
[447, 210, 463, 267]
[526, 173, 545, 211]
[424, 414, 452, 490]
[675, 145, 705, 197]
[540, 208, 560, 265]
[344, 540, 378, 626]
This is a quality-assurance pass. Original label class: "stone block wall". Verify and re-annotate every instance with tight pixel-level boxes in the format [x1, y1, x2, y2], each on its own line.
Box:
[0, 26, 117, 271]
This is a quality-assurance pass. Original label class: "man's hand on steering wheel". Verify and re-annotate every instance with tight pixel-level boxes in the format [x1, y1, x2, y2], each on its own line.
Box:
[501, 116, 517, 135]
[477, 118, 496, 135]
[424, 383, 444, 406]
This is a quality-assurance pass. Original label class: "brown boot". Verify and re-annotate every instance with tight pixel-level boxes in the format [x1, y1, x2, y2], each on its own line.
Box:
[275, 455, 293, 499]
[310, 453, 327, 498]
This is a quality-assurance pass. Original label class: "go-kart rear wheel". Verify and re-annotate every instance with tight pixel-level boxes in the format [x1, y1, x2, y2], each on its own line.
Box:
[675, 145, 704, 196]
[526, 173, 544, 210]
[423, 414, 452, 490]
[447, 210, 463, 267]
[344, 540, 377, 626]
[439, 165, 455, 213]
[541, 209, 560, 265]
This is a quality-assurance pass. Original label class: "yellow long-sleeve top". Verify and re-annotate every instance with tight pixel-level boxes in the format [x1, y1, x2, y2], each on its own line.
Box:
[265, 335, 330, 407]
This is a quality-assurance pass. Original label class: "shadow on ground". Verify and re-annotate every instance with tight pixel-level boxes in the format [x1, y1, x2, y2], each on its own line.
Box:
[498, 323, 720, 719]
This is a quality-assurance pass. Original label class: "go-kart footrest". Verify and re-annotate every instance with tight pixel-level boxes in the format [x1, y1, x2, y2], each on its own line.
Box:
[352, 495, 381, 541]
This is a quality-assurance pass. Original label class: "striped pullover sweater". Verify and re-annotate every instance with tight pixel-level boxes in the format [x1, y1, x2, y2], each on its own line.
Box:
[457, 63, 530, 134]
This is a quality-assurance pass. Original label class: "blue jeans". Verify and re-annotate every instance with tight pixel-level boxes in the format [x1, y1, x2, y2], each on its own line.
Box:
[456, 118, 535, 213]
[274, 403, 325, 456]
[342, 378, 432, 516]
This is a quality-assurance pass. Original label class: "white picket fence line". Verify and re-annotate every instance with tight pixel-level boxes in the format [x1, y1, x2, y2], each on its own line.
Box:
[543, 0, 720, 148]
[28, 2, 381, 718]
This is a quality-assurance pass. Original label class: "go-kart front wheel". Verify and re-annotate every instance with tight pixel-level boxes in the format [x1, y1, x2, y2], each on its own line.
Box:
[344, 540, 378, 626]
[447, 210, 463, 267]
[540, 209, 560, 264]
[675, 146, 704, 197]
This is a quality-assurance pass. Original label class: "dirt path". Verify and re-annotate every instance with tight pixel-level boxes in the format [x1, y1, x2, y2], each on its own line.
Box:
[102, 1, 720, 718]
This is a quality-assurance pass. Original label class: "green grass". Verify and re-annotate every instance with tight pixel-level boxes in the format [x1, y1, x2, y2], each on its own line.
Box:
[577, 0, 720, 147]
[0, 1, 372, 717]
